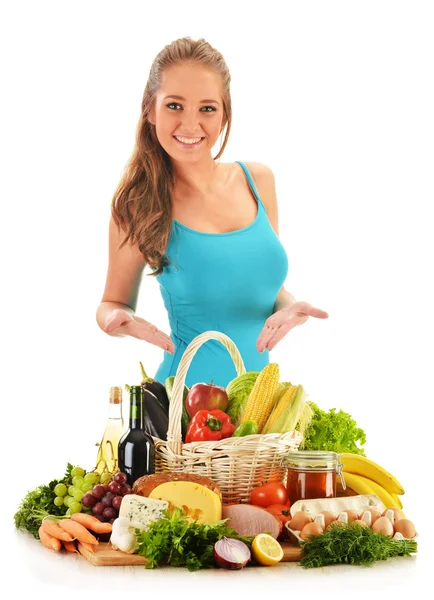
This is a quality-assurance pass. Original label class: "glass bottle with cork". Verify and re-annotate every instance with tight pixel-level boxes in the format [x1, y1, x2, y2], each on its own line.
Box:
[95, 385, 125, 477]
[118, 385, 155, 486]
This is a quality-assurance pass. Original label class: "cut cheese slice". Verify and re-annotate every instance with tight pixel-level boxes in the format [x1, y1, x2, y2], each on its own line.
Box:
[148, 481, 222, 524]
[118, 494, 168, 529]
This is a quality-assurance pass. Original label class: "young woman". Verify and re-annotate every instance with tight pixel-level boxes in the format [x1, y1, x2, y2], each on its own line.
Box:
[96, 37, 328, 388]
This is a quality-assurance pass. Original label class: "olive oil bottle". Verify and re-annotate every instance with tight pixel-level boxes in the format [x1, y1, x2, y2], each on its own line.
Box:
[118, 385, 155, 486]
[95, 386, 125, 475]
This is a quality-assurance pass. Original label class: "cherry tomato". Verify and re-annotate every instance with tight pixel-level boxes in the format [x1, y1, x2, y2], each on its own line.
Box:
[249, 481, 289, 508]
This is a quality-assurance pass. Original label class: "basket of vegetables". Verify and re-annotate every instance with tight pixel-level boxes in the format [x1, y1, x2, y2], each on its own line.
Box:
[152, 330, 303, 504]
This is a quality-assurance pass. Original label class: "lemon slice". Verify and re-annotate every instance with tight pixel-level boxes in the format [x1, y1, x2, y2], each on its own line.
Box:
[251, 533, 284, 566]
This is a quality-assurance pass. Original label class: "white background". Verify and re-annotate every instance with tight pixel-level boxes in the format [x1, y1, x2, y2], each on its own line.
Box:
[1, 0, 433, 597]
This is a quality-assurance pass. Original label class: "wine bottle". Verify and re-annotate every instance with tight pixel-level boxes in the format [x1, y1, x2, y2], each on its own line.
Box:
[118, 385, 155, 486]
[95, 386, 125, 475]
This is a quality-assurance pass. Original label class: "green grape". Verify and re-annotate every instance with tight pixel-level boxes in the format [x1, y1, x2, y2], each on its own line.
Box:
[73, 489, 84, 502]
[82, 507, 93, 514]
[71, 466, 85, 478]
[65, 508, 71, 516]
[54, 483, 67, 497]
[83, 472, 99, 484]
[81, 482, 93, 493]
[100, 473, 111, 484]
[69, 501, 82, 514]
[72, 476, 84, 489]
[64, 496, 74, 508]
[53, 496, 64, 507]
[68, 486, 77, 496]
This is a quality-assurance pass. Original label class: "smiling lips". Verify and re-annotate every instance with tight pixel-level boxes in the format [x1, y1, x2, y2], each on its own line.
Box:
[173, 135, 204, 148]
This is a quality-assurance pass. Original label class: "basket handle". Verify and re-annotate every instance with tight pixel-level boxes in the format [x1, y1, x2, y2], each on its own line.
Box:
[167, 330, 246, 454]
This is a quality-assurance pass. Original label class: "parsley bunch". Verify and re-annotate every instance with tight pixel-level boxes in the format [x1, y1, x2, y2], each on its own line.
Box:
[14, 463, 73, 538]
[301, 401, 367, 455]
[136, 508, 254, 571]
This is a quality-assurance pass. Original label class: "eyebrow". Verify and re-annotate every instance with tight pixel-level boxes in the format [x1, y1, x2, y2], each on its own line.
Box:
[163, 94, 221, 106]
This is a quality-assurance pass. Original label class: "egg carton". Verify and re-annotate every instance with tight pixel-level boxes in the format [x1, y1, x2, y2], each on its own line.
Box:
[285, 494, 416, 544]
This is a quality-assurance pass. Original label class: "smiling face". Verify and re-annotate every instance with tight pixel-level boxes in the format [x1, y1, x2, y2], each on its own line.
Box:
[148, 62, 227, 162]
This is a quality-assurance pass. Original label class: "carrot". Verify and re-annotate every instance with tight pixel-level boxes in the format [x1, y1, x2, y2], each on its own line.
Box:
[70, 513, 112, 533]
[62, 540, 77, 553]
[41, 518, 74, 542]
[38, 526, 61, 551]
[59, 519, 99, 545]
[79, 541, 96, 553]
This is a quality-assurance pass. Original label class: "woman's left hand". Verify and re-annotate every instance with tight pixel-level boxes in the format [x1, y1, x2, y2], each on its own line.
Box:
[256, 302, 329, 353]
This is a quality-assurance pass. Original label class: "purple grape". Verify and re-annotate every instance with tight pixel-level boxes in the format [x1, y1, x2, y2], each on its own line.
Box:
[109, 481, 122, 495]
[82, 493, 97, 508]
[114, 472, 127, 484]
[102, 507, 117, 520]
[101, 492, 115, 507]
[92, 485, 105, 499]
[103, 484, 111, 493]
[112, 495, 123, 511]
[109, 518, 116, 524]
[120, 483, 132, 496]
[92, 501, 104, 516]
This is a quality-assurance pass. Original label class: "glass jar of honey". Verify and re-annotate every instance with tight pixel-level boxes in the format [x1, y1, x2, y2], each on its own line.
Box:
[281, 451, 346, 505]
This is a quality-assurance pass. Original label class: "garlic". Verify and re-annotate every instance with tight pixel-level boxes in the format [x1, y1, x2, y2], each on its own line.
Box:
[110, 517, 141, 554]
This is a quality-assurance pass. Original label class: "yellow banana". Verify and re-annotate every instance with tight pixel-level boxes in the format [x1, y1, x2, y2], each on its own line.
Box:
[340, 453, 405, 495]
[390, 493, 404, 511]
[352, 473, 399, 509]
[341, 471, 377, 497]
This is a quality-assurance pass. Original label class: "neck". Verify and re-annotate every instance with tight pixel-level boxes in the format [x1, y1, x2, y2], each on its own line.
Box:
[172, 157, 222, 199]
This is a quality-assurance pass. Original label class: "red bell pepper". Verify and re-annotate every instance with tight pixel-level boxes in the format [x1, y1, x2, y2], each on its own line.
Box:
[185, 409, 235, 443]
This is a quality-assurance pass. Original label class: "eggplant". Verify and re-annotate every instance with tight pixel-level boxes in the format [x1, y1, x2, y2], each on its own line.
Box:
[139, 362, 169, 414]
[142, 387, 169, 440]
[165, 376, 191, 442]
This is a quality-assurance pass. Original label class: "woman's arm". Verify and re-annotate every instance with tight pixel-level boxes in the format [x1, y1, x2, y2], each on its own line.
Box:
[96, 216, 145, 336]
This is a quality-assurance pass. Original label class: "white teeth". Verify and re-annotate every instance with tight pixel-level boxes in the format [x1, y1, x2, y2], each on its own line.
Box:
[174, 136, 202, 144]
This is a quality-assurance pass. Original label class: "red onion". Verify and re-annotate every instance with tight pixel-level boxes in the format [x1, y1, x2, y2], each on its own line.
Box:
[213, 536, 251, 569]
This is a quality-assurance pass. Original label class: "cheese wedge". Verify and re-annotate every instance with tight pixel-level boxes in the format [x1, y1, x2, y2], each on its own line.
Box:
[148, 481, 222, 524]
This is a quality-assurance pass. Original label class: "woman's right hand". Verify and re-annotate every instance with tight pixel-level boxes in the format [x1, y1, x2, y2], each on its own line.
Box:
[103, 308, 175, 354]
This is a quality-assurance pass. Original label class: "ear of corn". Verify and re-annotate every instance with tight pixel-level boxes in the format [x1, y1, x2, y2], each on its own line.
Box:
[263, 384, 307, 434]
[240, 363, 280, 433]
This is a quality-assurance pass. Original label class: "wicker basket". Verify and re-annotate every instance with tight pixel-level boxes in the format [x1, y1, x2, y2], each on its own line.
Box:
[153, 330, 302, 504]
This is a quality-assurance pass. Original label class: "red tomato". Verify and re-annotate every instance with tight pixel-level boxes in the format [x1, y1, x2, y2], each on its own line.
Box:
[266, 504, 292, 525]
[249, 482, 289, 508]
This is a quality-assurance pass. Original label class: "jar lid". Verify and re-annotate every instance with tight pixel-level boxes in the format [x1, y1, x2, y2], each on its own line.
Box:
[281, 450, 341, 470]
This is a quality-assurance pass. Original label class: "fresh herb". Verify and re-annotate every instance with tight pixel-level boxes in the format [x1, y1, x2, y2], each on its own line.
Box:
[299, 522, 417, 568]
[135, 507, 254, 571]
[301, 401, 367, 455]
[14, 463, 74, 538]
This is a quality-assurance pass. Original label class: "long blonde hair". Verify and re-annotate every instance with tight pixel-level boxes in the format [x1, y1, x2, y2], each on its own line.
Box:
[111, 37, 232, 276]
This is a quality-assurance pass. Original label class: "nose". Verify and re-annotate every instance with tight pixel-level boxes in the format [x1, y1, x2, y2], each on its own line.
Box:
[179, 108, 203, 136]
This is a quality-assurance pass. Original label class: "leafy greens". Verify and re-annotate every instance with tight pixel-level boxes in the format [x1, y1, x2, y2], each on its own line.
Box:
[135, 507, 254, 571]
[301, 401, 367, 455]
[14, 463, 73, 538]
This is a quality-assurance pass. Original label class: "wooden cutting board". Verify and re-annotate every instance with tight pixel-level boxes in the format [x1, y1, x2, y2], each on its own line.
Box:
[78, 541, 302, 566]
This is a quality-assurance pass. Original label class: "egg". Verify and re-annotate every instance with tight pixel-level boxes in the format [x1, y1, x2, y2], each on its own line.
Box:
[342, 509, 358, 523]
[382, 507, 404, 523]
[393, 518, 416, 539]
[372, 516, 394, 537]
[352, 519, 370, 528]
[289, 511, 313, 531]
[325, 520, 340, 531]
[300, 521, 324, 540]
[319, 511, 337, 528]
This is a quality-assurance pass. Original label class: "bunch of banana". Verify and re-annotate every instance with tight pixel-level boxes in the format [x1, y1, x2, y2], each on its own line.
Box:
[337, 453, 405, 512]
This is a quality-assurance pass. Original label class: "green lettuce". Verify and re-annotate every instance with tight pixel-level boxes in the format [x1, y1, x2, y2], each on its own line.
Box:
[301, 401, 367, 455]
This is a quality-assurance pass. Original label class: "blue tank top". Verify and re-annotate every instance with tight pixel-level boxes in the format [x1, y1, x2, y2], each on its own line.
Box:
[153, 161, 289, 388]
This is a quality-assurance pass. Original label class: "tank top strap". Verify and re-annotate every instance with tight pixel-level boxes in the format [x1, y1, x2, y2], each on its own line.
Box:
[234, 161, 266, 212]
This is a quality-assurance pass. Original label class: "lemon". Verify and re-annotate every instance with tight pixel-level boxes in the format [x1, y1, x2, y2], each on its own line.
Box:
[251, 533, 284, 566]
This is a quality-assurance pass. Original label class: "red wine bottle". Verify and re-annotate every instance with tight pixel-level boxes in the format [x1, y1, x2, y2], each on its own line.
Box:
[118, 385, 155, 486]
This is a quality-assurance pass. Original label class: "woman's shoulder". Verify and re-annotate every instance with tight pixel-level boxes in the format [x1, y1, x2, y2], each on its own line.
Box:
[241, 161, 277, 212]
